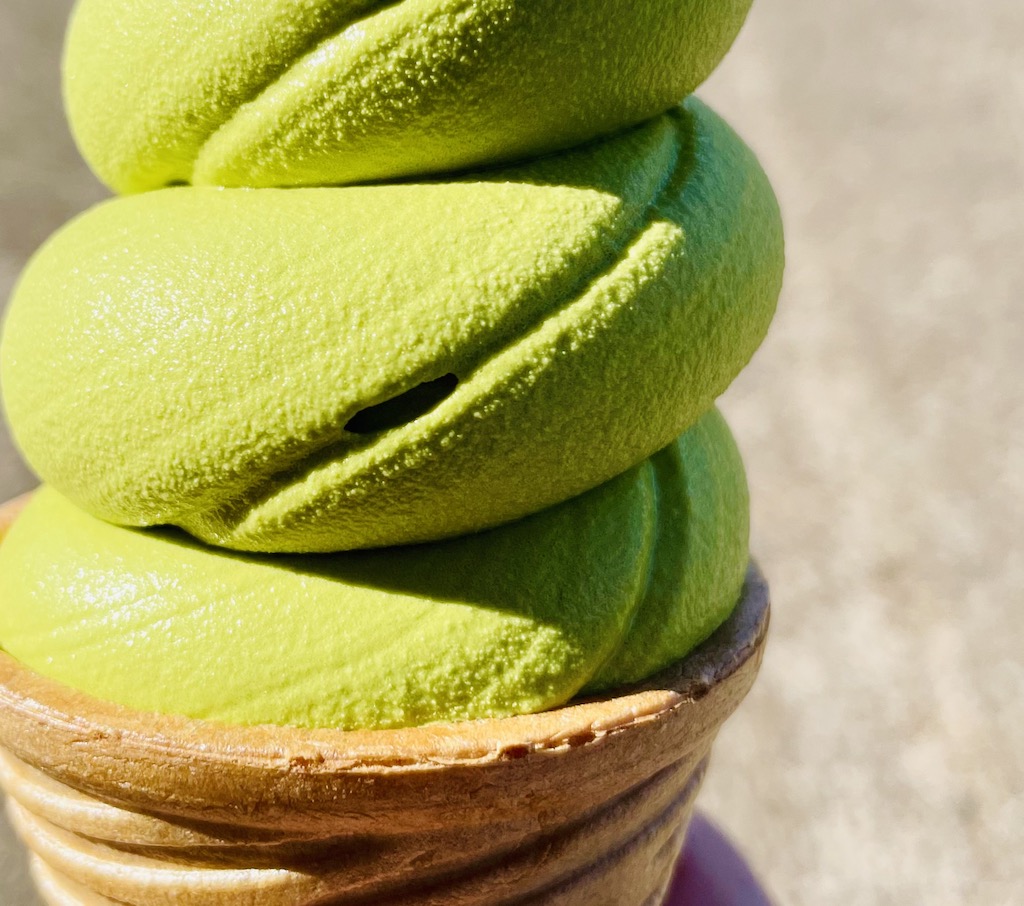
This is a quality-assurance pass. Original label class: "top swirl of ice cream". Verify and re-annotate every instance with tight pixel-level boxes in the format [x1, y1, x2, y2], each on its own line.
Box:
[65, 0, 754, 192]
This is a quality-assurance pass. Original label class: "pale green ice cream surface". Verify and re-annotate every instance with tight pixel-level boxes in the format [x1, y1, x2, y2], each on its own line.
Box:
[2, 99, 782, 553]
[0, 412, 748, 730]
[65, 0, 754, 192]
[0, 0, 783, 728]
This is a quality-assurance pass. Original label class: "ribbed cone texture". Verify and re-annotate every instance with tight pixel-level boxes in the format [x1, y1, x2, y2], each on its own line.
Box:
[0, 496, 769, 906]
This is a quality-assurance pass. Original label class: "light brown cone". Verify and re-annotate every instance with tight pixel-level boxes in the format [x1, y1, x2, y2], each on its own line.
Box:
[0, 495, 769, 906]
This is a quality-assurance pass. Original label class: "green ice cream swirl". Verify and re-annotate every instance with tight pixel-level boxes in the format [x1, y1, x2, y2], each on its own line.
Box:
[64, 0, 755, 192]
[0, 0, 783, 728]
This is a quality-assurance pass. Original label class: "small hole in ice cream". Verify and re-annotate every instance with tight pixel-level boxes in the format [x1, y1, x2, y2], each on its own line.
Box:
[345, 374, 459, 435]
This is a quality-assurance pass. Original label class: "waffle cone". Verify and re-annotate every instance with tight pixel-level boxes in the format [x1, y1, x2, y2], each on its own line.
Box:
[0, 495, 769, 906]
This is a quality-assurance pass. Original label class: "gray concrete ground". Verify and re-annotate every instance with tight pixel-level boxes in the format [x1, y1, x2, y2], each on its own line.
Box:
[1, 1, 1021, 903]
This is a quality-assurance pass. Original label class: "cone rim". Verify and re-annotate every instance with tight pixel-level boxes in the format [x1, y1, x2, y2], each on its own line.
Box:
[0, 491, 768, 816]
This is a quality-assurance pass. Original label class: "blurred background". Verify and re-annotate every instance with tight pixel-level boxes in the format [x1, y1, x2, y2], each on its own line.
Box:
[1, 0, 1021, 903]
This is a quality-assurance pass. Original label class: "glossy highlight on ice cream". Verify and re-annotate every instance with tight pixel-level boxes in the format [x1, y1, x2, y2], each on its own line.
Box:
[0, 0, 783, 729]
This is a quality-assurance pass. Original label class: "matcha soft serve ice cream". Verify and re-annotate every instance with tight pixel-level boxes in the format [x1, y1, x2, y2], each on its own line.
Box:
[0, 0, 782, 733]
[0, 3, 784, 903]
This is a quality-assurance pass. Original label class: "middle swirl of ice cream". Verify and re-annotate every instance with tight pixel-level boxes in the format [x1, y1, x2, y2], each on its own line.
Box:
[4, 101, 781, 553]
[0, 0, 783, 728]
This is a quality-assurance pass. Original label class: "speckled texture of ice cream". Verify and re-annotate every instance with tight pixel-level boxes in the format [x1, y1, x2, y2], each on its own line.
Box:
[64, 0, 755, 191]
[0, 0, 782, 729]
